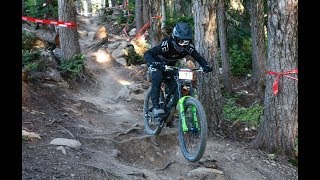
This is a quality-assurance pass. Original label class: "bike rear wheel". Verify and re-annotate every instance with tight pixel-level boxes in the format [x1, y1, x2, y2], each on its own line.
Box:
[143, 87, 164, 135]
[178, 97, 207, 162]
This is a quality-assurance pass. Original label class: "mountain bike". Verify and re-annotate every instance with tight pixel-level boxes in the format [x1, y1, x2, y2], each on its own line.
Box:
[143, 65, 208, 162]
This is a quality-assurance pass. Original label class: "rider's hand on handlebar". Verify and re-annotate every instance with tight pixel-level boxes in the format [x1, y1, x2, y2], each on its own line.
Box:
[202, 65, 213, 73]
[150, 61, 165, 70]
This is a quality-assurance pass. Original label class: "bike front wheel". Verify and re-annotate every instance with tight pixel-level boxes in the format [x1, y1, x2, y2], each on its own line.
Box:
[143, 87, 164, 135]
[178, 97, 207, 162]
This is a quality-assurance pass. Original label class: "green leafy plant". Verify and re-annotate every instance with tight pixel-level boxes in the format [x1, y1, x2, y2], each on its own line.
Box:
[124, 45, 144, 66]
[25, 0, 58, 19]
[22, 49, 40, 64]
[59, 54, 86, 79]
[22, 49, 44, 72]
[288, 137, 298, 167]
[164, 16, 194, 35]
[223, 98, 263, 127]
[22, 31, 37, 50]
[229, 44, 252, 76]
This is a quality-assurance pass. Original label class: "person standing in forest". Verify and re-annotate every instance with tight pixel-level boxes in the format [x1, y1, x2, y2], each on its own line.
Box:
[143, 22, 213, 121]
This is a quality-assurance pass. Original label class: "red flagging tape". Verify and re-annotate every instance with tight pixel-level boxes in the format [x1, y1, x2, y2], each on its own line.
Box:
[22, 16, 77, 28]
[135, 16, 162, 38]
[267, 69, 298, 95]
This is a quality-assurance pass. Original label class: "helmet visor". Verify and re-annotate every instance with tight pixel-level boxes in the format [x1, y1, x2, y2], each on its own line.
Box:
[177, 39, 190, 46]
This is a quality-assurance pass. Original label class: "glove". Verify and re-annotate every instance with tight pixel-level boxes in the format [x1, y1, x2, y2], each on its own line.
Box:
[202, 65, 213, 73]
[149, 61, 164, 70]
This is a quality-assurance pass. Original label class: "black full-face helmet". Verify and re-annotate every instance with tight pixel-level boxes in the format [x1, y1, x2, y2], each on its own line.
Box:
[172, 22, 193, 53]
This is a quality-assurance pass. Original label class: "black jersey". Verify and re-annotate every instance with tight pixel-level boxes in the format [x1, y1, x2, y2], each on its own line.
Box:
[144, 36, 208, 67]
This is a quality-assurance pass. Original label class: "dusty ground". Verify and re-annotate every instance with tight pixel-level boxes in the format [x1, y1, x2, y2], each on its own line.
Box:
[22, 14, 298, 180]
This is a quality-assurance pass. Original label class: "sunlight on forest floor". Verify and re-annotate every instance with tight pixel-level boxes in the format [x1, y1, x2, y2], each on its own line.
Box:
[93, 49, 112, 63]
[117, 79, 131, 85]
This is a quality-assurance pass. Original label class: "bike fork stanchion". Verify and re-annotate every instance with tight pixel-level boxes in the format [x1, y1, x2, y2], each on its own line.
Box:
[178, 96, 191, 132]
[191, 105, 199, 129]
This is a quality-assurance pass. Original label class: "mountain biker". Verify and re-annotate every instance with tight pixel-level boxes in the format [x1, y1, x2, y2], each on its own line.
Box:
[143, 22, 213, 121]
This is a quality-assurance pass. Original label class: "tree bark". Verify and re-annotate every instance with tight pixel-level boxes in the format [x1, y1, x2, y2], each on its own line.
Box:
[161, 0, 166, 31]
[251, 0, 298, 157]
[22, 0, 25, 15]
[82, 0, 92, 17]
[108, 0, 116, 7]
[142, 0, 150, 25]
[135, 0, 143, 31]
[248, 0, 267, 98]
[100, 0, 106, 8]
[167, 0, 174, 17]
[149, 0, 162, 47]
[217, 0, 232, 94]
[193, 0, 223, 133]
[57, 0, 81, 60]
[175, 0, 182, 15]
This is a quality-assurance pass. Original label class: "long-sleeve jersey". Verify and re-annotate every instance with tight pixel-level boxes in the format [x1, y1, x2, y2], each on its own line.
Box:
[143, 36, 209, 67]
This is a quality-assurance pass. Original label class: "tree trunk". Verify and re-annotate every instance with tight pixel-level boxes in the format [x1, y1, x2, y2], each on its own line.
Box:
[142, 0, 150, 25]
[167, 0, 174, 17]
[193, 0, 223, 133]
[57, 0, 81, 60]
[22, 0, 25, 15]
[175, 0, 182, 15]
[183, 0, 193, 17]
[217, 0, 232, 94]
[101, 0, 106, 8]
[248, 0, 267, 98]
[161, 0, 166, 31]
[82, 0, 92, 17]
[149, 0, 162, 47]
[108, 0, 116, 7]
[251, 0, 298, 157]
[135, 0, 143, 31]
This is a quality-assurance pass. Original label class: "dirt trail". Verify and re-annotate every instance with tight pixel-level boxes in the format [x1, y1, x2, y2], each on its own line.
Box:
[71, 14, 298, 180]
[22, 14, 298, 180]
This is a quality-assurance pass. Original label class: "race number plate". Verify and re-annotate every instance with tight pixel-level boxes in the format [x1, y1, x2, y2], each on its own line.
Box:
[178, 69, 193, 80]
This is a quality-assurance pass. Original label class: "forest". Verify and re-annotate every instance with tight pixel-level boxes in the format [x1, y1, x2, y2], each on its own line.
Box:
[22, 0, 298, 179]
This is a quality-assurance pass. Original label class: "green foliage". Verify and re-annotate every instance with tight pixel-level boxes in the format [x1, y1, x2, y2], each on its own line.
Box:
[223, 98, 263, 127]
[164, 16, 194, 35]
[59, 54, 86, 79]
[229, 44, 252, 76]
[116, 12, 135, 25]
[116, 14, 126, 24]
[115, 0, 135, 25]
[25, 62, 41, 71]
[22, 49, 43, 71]
[128, 0, 135, 13]
[22, 31, 37, 50]
[24, 0, 58, 19]
[288, 158, 298, 167]
[223, 1, 252, 77]
[288, 137, 298, 167]
[123, 45, 144, 66]
[294, 137, 298, 155]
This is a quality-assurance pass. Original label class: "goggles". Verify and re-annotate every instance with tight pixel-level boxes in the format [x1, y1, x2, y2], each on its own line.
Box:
[177, 39, 190, 46]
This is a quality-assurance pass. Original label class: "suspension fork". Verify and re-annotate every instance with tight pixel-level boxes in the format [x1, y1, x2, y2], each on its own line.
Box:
[178, 97, 199, 132]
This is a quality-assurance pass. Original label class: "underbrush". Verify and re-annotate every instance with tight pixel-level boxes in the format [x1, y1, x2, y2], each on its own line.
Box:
[223, 95, 263, 128]
[59, 54, 86, 80]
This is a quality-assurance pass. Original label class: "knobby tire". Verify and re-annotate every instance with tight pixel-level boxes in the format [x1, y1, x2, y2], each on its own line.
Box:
[178, 97, 207, 162]
[143, 87, 164, 135]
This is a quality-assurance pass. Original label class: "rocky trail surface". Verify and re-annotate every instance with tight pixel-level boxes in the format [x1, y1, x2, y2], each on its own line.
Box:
[22, 14, 298, 180]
